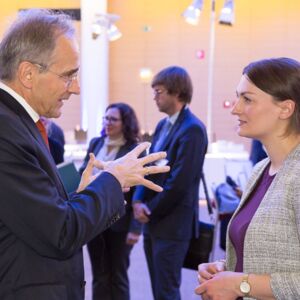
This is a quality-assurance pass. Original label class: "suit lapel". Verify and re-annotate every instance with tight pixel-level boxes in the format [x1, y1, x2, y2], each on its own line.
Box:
[92, 138, 105, 156]
[151, 122, 164, 152]
[19, 113, 54, 161]
[158, 107, 189, 151]
[0, 89, 68, 197]
[0, 89, 51, 156]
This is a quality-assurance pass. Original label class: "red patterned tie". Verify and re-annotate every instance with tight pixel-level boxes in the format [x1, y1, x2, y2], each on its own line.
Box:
[36, 119, 50, 149]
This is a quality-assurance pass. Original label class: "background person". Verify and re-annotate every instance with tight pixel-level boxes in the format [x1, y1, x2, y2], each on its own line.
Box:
[0, 9, 169, 300]
[79, 103, 143, 300]
[249, 139, 267, 166]
[48, 119, 65, 148]
[196, 57, 300, 300]
[133, 66, 208, 300]
[40, 116, 65, 164]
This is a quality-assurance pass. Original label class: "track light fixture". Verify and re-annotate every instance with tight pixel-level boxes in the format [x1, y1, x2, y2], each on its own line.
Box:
[219, 0, 234, 25]
[182, 0, 204, 26]
[92, 13, 122, 41]
[182, 0, 235, 26]
[182, 0, 235, 142]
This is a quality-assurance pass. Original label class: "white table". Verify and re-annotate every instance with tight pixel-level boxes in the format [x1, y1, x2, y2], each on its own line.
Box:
[200, 152, 253, 199]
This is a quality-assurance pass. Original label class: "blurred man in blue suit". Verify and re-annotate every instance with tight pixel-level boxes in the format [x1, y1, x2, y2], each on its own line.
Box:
[133, 66, 208, 300]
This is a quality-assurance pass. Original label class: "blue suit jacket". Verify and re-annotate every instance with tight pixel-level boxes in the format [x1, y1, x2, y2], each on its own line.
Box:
[79, 137, 142, 234]
[0, 89, 125, 300]
[133, 107, 208, 240]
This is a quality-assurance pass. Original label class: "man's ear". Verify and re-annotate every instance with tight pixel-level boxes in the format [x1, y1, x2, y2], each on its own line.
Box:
[17, 61, 35, 89]
[278, 99, 295, 120]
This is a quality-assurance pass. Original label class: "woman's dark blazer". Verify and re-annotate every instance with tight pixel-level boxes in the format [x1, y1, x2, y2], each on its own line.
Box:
[79, 137, 142, 234]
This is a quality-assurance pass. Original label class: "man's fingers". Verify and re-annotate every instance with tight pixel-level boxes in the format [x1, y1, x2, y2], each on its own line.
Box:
[140, 151, 167, 165]
[77, 154, 97, 192]
[142, 204, 151, 215]
[93, 158, 105, 170]
[83, 153, 95, 174]
[141, 178, 164, 192]
[144, 165, 170, 176]
[136, 212, 150, 223]
[129, 142, 151, 157]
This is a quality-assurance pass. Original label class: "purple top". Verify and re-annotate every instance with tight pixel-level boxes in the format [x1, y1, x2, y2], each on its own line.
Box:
[229, 164, 276, 272]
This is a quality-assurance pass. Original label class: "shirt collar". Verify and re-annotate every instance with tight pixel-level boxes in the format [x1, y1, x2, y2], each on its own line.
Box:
[168, 105, 188, 125]
[0, 81, 39, 122]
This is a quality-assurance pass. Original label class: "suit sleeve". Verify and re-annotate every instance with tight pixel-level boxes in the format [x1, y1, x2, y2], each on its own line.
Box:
[0, 125, 125, 260]
[145, 124, 207, 220]
[128, 211, 143, 233]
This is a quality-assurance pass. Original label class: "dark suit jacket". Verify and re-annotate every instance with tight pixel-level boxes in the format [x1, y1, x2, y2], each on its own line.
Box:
[133, 107, 208, 240]
[79, 137, 142, 234]
[0, 89, 125, 300]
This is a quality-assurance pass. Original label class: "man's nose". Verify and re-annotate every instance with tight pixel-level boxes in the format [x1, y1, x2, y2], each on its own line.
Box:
[68, 77, 80, 95]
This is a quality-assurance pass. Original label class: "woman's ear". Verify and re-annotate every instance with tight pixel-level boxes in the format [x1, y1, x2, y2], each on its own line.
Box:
[278, 99, 295, 120]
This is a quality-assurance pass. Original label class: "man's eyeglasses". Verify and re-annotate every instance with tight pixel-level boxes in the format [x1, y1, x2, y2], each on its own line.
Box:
[102, 116, 121, 123]
[34, 63, 79, 88]
[153, 89, 167, 97]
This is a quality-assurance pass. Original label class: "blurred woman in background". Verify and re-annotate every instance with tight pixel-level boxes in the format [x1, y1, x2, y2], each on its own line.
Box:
[80, 102, 143, 300]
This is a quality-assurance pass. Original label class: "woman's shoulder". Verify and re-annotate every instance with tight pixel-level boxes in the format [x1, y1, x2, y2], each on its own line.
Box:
[89, 136, 103, 146]
[251, 157, 269, 176]
[124, 140, 138, 148]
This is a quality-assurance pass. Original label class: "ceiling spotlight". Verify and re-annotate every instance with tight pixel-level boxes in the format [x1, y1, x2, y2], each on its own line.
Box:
[219, 0, 234, 25]
[92, 13, 122, 41]
[182, 0, 204, 26]
[107, 24, 122, 41]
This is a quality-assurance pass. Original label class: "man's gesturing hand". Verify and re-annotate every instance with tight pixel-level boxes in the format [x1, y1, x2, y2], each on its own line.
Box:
[94, 142, 170, 192]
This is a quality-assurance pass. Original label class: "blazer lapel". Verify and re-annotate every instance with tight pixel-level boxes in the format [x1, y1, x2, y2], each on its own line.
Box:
[232, 158, 270, 217]
[159, 107, 188, 151]
[93, 138, 105, 156]
[116, 143, 133, 159]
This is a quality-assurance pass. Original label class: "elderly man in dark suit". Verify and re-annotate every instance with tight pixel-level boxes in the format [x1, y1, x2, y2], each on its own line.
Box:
[133, 66, 208, 300]
[0, 9, 169, 300]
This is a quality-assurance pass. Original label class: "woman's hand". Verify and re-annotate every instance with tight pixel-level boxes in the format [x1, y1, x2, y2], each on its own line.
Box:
[198, 260, 226, 284]
[195, 271, 243, 300]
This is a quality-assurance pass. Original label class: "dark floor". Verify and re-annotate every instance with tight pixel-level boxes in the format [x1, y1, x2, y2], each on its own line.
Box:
[83, 200, 226, 300]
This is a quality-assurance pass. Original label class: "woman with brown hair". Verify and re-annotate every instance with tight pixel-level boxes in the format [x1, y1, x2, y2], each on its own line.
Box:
[80, 102, 142, 300]
[196, 58, 300, 299]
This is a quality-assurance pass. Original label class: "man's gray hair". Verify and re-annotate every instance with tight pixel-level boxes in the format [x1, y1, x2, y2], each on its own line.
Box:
[0, 9, 75, 81]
